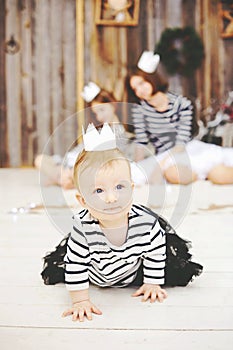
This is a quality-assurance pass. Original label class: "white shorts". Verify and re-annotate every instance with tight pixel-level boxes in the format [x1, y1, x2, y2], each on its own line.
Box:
[185, 140, 233, 180]
[131, 140, 233, 183]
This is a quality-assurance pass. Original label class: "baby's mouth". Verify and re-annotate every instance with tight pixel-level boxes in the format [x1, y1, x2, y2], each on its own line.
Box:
[103, 206, 122, 213]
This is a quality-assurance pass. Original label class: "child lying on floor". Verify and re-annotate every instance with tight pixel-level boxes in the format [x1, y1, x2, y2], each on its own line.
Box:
[41, 124, 203, 322]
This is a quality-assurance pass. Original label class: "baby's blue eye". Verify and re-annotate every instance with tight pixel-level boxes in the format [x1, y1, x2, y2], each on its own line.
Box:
[116, 184, 123, 190]
[95, 188, 103, 194]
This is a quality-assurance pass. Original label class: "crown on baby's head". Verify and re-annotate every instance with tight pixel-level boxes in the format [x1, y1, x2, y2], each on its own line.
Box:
[137, 51, 160, 73]
[82, 123, 117, 151]
[81, 82, 101, 103]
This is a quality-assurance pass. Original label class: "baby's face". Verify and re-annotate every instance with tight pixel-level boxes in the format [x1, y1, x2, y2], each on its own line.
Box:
[91, 102, 115, 124]
[78, 159, 133, 226]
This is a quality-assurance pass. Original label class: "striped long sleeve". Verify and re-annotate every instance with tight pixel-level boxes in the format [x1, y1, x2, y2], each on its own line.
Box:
[142, 218, 166, 285]
[175, 95, 193, 144]
[131, 92, 193, 154]
[64, 211, 90, 291]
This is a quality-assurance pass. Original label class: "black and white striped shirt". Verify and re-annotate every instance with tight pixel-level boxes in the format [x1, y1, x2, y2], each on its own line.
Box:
[64, 204, 166, 291]
[132, 92, 193, 154]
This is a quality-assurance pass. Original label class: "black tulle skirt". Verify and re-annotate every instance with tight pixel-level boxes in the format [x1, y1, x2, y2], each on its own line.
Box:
[41, 214, 203, 287]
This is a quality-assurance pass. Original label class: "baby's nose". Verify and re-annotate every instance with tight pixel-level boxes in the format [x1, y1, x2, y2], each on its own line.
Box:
[105, 190, 117, 203]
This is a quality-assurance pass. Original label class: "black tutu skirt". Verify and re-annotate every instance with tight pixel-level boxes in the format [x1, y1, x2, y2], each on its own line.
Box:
[41, 214, 203, 287]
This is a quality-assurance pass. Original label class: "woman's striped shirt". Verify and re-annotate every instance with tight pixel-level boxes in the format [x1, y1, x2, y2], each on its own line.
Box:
[132, 92, 193, 154]
[64, 204, 166, 291]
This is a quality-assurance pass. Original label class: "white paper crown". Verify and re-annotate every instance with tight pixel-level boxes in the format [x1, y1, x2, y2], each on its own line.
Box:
[81, 82, 101, 103]
[137, 51, 160, 73]
[82, 123, 117, 151]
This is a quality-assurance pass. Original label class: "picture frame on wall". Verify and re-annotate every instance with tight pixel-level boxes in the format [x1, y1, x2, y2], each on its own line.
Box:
[95, 0, 140, 26]
[219, 2, 233, 38]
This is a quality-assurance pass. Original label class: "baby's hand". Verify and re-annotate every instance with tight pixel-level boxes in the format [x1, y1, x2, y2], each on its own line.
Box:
[62, 300, 102, 322]
[132, 283, 168, 303]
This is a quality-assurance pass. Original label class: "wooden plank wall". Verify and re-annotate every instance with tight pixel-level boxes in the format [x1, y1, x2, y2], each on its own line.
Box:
[3, 0, 77, 167]
[1, 0, 233, 167]
[5, 0, 21, 167]
[0, 0, 7, 167]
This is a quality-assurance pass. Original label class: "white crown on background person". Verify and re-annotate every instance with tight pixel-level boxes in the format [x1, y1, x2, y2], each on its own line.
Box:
[82, 123, 117, 151]
[137, 51, 160, 73]
[81, 82, 101, 103]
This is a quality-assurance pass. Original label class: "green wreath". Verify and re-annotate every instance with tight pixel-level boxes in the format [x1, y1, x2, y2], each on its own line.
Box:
[155, 26, 205, 77]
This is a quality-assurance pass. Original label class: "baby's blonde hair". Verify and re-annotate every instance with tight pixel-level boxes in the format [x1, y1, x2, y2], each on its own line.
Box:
[73, 148, 131, 191]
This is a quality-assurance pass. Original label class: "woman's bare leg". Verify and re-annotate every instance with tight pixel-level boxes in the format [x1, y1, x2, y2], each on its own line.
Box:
[34, 154, 61, 186]
[164, 165, 198, 185]
[35, 154, 74, 188]
[207, 165, 233, 184]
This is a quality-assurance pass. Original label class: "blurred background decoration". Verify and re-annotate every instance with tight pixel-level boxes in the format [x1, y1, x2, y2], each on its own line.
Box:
[95, 0, 140, 26]
[155, 26, 204, 77]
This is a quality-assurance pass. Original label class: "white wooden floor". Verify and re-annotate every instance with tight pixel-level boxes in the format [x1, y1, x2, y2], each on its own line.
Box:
[0, 168, 233, 350]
